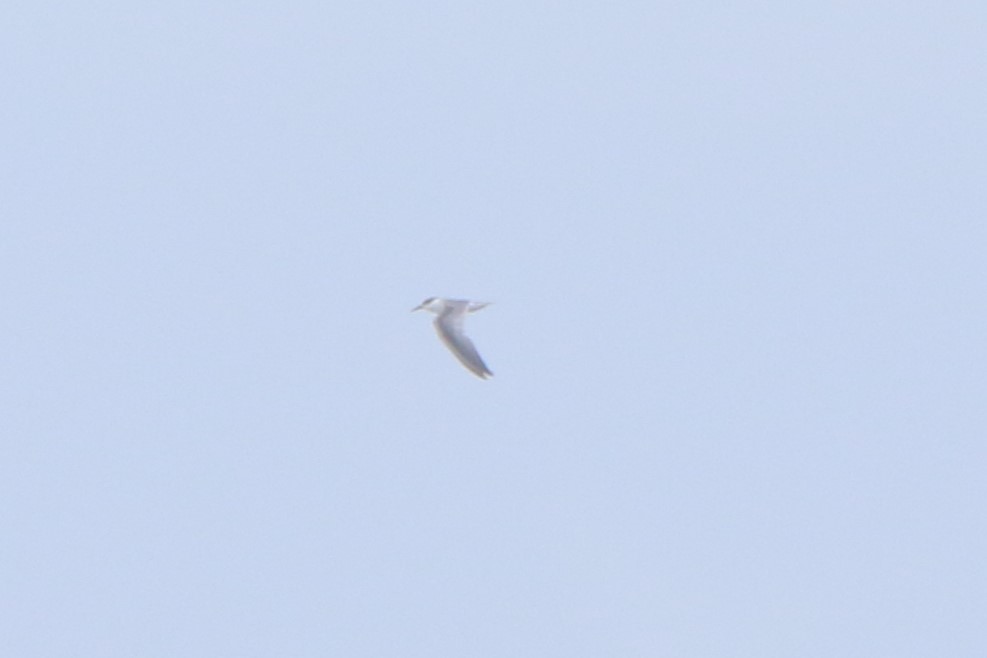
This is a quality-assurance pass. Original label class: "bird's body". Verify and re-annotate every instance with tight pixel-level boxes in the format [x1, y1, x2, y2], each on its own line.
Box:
[412, 297, 493, 379]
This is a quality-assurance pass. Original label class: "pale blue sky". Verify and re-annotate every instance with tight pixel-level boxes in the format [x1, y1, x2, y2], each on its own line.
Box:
[2, 2, 985, 656]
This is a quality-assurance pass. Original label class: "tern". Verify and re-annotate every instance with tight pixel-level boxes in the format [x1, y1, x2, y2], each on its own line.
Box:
[412, 297, 493, 379]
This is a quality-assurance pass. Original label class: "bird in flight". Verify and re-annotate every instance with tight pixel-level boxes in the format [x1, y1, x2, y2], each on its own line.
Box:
[412, 297, 493, 379]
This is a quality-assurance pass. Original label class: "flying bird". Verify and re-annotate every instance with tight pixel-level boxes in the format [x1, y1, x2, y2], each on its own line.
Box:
[412, 297, 493, 379]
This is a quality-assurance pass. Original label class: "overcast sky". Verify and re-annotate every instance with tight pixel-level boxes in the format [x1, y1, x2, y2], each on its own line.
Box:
[2, 2, 985, 656]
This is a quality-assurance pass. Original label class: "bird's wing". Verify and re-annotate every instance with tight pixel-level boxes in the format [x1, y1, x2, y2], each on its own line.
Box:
[434, 310, 493, 379]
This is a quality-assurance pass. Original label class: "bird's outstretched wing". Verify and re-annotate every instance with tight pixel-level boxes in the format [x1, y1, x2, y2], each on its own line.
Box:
[434, 310, 493, 379]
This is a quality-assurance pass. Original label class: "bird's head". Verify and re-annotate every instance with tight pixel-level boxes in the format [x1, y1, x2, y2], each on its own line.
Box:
[412, 296, 441, 313]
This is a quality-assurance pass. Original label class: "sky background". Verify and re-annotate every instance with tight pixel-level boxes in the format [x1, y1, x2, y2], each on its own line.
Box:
[2, 2, 985, 656]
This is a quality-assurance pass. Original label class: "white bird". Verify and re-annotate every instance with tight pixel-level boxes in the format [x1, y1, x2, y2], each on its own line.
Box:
[412, 297, 493, 379]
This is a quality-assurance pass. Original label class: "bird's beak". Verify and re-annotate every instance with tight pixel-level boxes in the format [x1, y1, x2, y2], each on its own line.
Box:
[411, 304, 423, 312]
